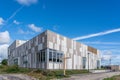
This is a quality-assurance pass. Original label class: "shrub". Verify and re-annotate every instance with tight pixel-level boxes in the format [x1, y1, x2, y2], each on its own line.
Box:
[1, 59, 8, 65]
[0, 65, 4, 69]
[34, 69, 42, 73]
[5, 65, 19, 73]
[4, 65, 31, 73]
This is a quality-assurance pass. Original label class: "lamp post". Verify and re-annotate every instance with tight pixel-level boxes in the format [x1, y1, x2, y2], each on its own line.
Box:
[63, 54, 70, 76]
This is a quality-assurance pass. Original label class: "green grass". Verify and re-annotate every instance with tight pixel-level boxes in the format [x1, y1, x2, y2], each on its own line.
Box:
[0, 65, 89, 80]
[0, 65, 31, 73]
[103, 75, 120, 80]
[27, 69, 89, 80]
[104, 77, 115, 80]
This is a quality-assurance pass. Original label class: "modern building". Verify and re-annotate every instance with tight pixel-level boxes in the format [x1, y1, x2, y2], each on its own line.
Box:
[111, 65, 120, 71]
[8, 30, 101, 70]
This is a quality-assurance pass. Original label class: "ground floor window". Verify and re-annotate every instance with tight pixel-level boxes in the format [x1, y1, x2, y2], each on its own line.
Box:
[82, 57, 86, 69]
[49, 49, 63, 63]
[97, 60, 100, 69]
[37, 49, 46, 62]
[37, 48, 63, 63]
[14, 58, 18, 65]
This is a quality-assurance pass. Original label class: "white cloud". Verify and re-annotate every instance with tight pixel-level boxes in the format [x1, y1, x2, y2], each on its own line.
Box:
[101, 50, 112, 61]
[16, 0, 38, 6]
[0, 31, 10, 44]
[18, 29, 26, 34]
[6, 6, 24, 23]
[0, 17, 4, 25]
[28, 24, 42, 32]
[0, 44, 9, 61]
[6, 0, 38, 24]
[13, 20, 20, 25]
[83, 41, 120, 45]
[18, 29, 34, 34]
[101, 50, 120, 65]
[73, 28, 120, 40]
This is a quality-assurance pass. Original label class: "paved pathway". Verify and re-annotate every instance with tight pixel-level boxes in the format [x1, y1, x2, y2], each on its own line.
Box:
[0, 72, 120, 80]
[63, 72, 120, 80]
[0, 74, 37, 80]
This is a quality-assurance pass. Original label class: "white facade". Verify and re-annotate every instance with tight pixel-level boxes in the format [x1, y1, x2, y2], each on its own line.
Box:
[8, 30, 101, 70]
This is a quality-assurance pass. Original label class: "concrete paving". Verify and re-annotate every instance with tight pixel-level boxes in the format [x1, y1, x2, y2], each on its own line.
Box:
[0, 72, 120, 80]
[63, 72, 120, 80]
[0, 74, 37, 80]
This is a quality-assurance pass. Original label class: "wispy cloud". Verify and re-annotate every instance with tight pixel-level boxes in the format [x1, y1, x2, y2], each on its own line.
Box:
[18, 29, 34, 34]
[0, 17, 4, 25]
[16, 0, 38, 6]
[13, 20, 20, 25]
[5, 0, 38, 25]
[6, 6, 24, 23]
[83, 41, 120, 45]
[73, 28, 120, 40]
[101, 49, 120, 65]
[28, 24, 42, 32]
[101, 50, 112, 61]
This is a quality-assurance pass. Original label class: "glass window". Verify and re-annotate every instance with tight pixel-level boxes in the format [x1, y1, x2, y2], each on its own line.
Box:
[40, 50, 45, 62]
[53, 51, 56, 62]
[23, 55, 27, 64]
[49, 51, 52, 62]
[82, 57, 86, 69]
[14, 59, 18, 65]
[42, 37, 44, 43]
[97, 60, 100, 69]
[57, 53, 60, 62]
[49, 49, 63, 63]
[59, 53, 63, 62]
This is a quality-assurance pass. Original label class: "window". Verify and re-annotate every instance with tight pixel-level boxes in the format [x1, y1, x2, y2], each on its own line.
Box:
[49, 51, 52, 62]
[82, 57, 86, 69]
[60, 53, 63, 62]
[53, 51, 56, 62]
[57, 53, 60, 62]
[40, 50, 46, 62]
[14, 59, 18, 65]
[23, 55, 28, 64]
[49, 49, 63, 63]
[97, 60, 100, 69]
[42, 37, 44, 43]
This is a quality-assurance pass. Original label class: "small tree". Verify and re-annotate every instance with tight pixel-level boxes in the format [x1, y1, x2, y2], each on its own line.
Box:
[1, 59, 8, 65]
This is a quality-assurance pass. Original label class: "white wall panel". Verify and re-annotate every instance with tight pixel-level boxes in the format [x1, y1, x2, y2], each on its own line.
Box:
[49, 42, 53, 49]
[73, 41, 76, 50]
[38, 44, 43, 51]
[57, 35, 60, 45]
[49, 63, 53, 69]
[67, 58, 72, 69]
[35, 37, 38, 46]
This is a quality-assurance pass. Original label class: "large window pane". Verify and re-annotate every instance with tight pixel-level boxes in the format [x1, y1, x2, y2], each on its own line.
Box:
[82, 57, 86, 69]
[40, 50, 45, 62]
[53, 51, 56, 62]
[49, 51, 52, 62]
[49, 49, 63, 63]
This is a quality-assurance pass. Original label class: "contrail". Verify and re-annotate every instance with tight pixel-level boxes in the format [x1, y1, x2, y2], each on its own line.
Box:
[6, 6, 24, 23]
[73, 28, 120, 40]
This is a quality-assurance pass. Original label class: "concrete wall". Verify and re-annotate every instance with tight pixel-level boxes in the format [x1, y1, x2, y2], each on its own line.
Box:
[111, 65, 120, 71]
[47, 30, 101, 69]
[8, 30, 101, 70]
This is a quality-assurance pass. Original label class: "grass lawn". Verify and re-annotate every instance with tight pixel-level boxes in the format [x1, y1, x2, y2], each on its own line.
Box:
[0, 65, 89, 80]
[104, 75, 120, 80]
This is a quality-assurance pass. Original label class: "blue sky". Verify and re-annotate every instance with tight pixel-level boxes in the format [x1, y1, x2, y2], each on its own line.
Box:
[0, 0, 120, 65]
